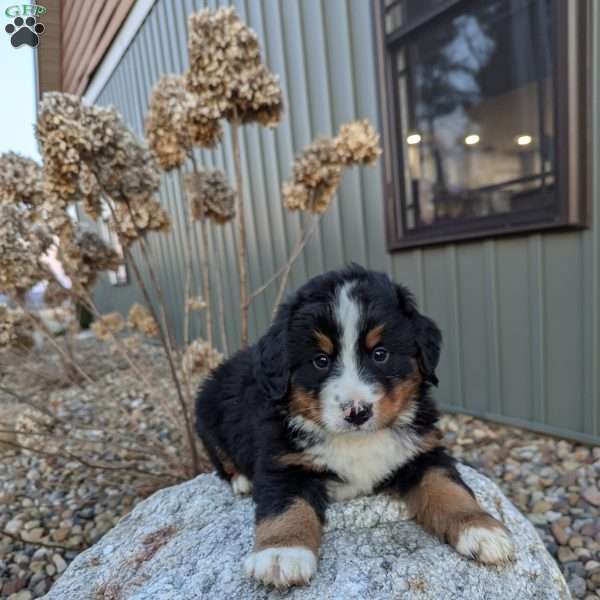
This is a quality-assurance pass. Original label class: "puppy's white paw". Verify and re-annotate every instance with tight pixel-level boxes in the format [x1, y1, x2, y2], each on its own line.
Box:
[231, 474, 252, 496]
[456, 524, 515, 564]
[243, 546, 317, 588]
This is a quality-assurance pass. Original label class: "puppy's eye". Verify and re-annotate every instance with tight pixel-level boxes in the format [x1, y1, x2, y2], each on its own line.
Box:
[313, 354, 330, 370]
[372, 347, 389, 363]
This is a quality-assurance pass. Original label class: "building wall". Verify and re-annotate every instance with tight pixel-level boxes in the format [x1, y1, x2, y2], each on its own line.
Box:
[92, 0, 600, 444]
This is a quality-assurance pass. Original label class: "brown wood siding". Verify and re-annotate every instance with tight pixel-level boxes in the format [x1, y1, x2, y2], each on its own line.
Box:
[60, 0, 135, 95]
[37, 0, 62, 96]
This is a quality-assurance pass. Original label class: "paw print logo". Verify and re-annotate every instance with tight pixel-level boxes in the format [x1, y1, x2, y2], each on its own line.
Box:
[5, 16, 45, 48]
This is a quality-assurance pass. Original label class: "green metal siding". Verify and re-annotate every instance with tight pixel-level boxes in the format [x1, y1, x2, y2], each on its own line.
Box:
[92, 0, 600, 443]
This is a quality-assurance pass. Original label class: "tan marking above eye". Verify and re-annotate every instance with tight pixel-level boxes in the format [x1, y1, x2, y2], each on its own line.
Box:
[365, 324, 385, 350]
[314, 330, 334, 354]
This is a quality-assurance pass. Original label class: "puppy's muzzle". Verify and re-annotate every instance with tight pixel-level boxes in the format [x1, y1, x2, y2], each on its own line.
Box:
[343, 402, 373, 426]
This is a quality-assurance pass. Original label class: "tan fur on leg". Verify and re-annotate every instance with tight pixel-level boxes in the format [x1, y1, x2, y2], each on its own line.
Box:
[405, 468, 514, 564]
[244, 499, 321, 587]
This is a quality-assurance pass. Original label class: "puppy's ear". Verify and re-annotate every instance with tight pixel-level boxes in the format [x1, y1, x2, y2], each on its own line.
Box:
[254, 303, 291, 400]
[395, 284, 442, 386]
[413, 313, 442, 386]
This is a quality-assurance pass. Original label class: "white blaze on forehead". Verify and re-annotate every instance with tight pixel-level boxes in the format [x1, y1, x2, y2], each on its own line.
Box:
[320, 282, 381, 431]
[336, 282, 361, 387]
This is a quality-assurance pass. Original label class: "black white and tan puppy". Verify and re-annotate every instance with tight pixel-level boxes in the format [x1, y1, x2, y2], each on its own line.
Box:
[195, 265, 514, 588]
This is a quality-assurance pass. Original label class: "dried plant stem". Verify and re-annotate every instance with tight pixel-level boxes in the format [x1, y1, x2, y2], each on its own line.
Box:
[189, 153, 213, 346]
[180, 167, 195, 348]
[210, 225, 229, 355]
[77, 290, 181, 430]
[230, 118, 249, 346]
[246, 215, 321, 317]
[15, 300, 93, 386]
[0, 438, 179, 481]
[272, 215, 321, 315]
[199, 218, 213, 345]
[123, 244, 199, 475]
[106, 202, 200, 476]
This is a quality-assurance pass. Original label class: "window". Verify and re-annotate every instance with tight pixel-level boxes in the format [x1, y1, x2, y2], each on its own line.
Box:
[374, 0, 589, 249]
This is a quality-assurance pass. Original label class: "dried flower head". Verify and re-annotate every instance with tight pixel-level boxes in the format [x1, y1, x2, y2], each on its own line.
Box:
[186, 8, 283, 127]
[127, 303, 159, 337]
[283, 120, 381, 214]
[112, 196, 171, 244]
[146, 75, 222, 171]
[37, 92, 160, 212]
[335, 120, 382, 166]
[184, 169, 235, 224]
[0, 306, 35, 350]
[182, 338, 223, 378]
[59, 228, 122, 294]
[0, 152, 45, 216]
[282, 139, 342, 214]
[91, 311, 125, 341]
[187, 296, 207, 312]
[0, 205, 46, 297]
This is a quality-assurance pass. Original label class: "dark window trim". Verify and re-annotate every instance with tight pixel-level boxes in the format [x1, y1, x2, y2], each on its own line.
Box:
[372, 0, 590, 251]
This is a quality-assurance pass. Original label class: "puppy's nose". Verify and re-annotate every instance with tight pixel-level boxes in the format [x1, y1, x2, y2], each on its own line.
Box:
[343, 403, 372, 426]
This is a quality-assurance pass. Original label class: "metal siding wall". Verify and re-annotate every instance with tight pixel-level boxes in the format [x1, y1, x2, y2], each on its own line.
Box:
[92, 0, 599, 443]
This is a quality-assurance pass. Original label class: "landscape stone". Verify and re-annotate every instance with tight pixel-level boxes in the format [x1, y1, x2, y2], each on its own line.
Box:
[44, 466, 570, 600]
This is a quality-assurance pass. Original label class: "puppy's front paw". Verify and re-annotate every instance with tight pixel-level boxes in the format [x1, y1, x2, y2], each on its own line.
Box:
[231, 474, 252, 496]
[243, 546, 317, 588]
[455, 517, 515, 564]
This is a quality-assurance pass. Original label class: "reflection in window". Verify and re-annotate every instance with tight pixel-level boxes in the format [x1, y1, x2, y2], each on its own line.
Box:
[392, 0, 555, 231]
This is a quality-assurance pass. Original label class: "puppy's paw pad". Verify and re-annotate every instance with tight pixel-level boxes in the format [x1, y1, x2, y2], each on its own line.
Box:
[456, 524, 515, 564]
[243, 546, 317, 587]
[231, 474, 252, 496]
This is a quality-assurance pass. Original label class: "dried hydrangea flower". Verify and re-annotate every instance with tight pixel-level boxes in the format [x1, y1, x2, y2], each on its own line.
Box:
[37, 92, 161, 214]
[0, 205, 46, 297]
[186, 8, 283, 127]
[0, 152, 45, 216]
[112, 196, 171, 244]
[283, 120, 381, 214]
[182, 338, 223, 378]
[187, 296, 207, 312]
[282, 139, 343, 214]
[128, 303, 159, 337]
[184, 169, 235, 224]
[0, 306, 35, 350]
[335, 120, 382, 166]
[91, 311, 125, 341]
[58, 228, 122, 294]
[146, 75, 221, 171]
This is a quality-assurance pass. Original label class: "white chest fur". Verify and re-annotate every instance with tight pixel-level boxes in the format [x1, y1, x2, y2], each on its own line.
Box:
[305, 428, 421, 501]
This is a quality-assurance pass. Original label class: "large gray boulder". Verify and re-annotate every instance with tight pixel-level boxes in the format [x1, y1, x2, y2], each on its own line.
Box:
[44, 465, 570, 599]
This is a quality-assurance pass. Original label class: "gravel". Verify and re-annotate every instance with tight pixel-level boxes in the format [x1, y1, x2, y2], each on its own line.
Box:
[440, 414, 600, 599]
[0, 338, 598, 598]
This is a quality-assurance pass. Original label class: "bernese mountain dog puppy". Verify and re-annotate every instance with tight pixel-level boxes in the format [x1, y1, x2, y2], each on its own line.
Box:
[195, 265, 514, 588]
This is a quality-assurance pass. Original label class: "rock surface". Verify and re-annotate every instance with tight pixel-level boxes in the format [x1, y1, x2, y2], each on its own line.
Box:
[44, 465, 569, 600]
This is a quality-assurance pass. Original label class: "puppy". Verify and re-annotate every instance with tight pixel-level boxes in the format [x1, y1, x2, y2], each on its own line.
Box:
[195, 265, 514, 588]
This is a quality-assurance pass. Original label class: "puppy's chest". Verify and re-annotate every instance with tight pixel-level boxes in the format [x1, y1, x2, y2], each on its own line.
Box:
[305, 430, 420, 501]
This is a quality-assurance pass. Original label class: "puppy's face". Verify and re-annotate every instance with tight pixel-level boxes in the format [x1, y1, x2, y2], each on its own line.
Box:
[274, 270, 441, 436]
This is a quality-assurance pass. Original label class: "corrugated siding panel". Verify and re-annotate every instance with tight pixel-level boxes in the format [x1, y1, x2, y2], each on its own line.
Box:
[92, 0, 599, 443]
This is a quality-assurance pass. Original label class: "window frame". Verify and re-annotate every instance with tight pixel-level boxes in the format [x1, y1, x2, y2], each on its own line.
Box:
[373, 0, 590, 251]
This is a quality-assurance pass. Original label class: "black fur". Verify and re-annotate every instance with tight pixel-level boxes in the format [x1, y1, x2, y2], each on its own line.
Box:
[195, 265, 464, 526]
